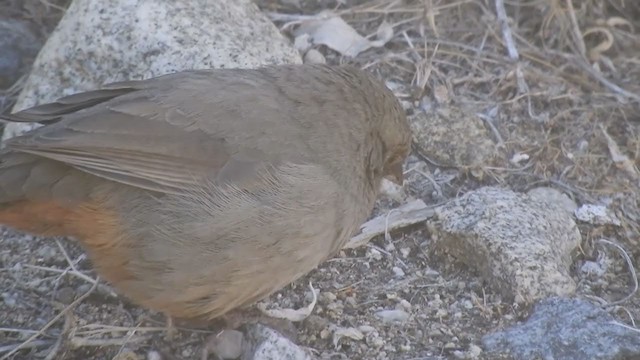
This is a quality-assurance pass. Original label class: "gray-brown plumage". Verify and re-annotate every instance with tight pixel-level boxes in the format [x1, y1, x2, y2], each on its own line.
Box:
[0, 64, 411, 320]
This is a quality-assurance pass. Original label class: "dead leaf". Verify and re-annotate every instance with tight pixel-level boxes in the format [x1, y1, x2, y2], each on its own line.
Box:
[257, 282, 317, 321]
[295, 11, 393, 57]
[331, 326, 365, 349]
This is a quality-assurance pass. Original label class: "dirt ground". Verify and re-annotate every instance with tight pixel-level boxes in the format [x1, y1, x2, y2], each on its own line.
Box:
[1, 0, 640, 359]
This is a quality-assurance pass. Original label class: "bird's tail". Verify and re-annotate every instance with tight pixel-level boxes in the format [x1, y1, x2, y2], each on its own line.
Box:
[0, 152, 93, 236]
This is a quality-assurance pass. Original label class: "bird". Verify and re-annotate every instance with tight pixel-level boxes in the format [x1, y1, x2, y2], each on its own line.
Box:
[0, 64, 411, 323]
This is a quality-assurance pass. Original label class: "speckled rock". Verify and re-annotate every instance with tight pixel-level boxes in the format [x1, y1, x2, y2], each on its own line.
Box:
[2, 0, 301, 141]
[428, 186, 581, 304]
[409, 107, 500, 169]
[483, 297, 640, 360]
[526, 186, 577, 215]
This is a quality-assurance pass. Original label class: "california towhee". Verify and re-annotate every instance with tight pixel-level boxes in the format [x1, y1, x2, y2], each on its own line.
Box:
[0, 64, 411, 322]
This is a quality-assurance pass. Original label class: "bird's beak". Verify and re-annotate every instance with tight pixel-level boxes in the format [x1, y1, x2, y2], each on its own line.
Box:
[384, 162, 404, 185]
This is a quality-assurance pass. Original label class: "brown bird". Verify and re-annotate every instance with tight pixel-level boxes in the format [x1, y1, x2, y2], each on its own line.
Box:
[0, 64, 411, 322]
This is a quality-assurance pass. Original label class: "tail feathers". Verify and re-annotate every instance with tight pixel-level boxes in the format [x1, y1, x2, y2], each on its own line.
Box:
[0, 87, 136, 125]
[0, 152, 97, 235]
[0, 152, 97, 204]
[0, 153, 41, 203]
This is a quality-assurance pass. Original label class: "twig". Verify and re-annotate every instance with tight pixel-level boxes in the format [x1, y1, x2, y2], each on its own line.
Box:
[22, 264, 117, 297]
[495, 0, 519, 60]
[574, 57, 640, 103]
[610, 305, 637, 327]
[69, 336, 147, 348]
[598, 239, 638, 307]
[0, 340, 55, 355]
[476, 112, 506, 150]
[405, 166, 444, 199]
[0, 328, 40, 335]
[44, 311, 74, 360]
[565, 0, 587, 59]
[610, 321, 640, 333]
[600, 124, 640, 180]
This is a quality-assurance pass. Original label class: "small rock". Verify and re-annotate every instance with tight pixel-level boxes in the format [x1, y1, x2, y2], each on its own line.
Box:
[468, 344, 482, 357]
[303, 315, 329, 333]
[1, 292, 17, 307]
[409, 107, 501, 169]
[527, 186, 577, 214]
[579, 252, 609, 280]
[303, 49, 326, 64]
[204, 329, 244, 360]
[374, 309, 410, 324]
[146, 351, 162, 360]
[434, 309, 448, 318]
[392, 266, 405, 278]
[55, 287, 76, 304]
[483, 297, 640, 360]
[510, 152, 529, 165]
[181, 348, 192, 358]
[398, 299, 412, 311]
[575, 204, 621, 226]
[400, 247, 411, 258]
[367, 334, 385, 348]
[326, 300, 343, 312]
[429, 187, 581, 304]
[76, 283, 94, 296]
[344, 296, 357, 307]
[319, 291, 336, 304]
[367, 248, 383, 261]
[358, 325, 376, 333]
[462, 299, 473, 310]
[35, 244, 58, 263]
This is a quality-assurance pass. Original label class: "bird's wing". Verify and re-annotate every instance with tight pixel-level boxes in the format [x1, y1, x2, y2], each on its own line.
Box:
[0, 70, 295, 195]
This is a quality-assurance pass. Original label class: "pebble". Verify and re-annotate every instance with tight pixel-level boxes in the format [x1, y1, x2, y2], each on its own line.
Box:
[358, 325, 376, 333]
[392, 266, 405, 277]
[55, 287, 76, 304]
[398, 299, 412, 311]
[375, 309, 410, 323]
[205, 329, 243, 359]
[368, 248, 383, 260]
[319, 291, 337, 303]
[303, 48, 326, 64]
